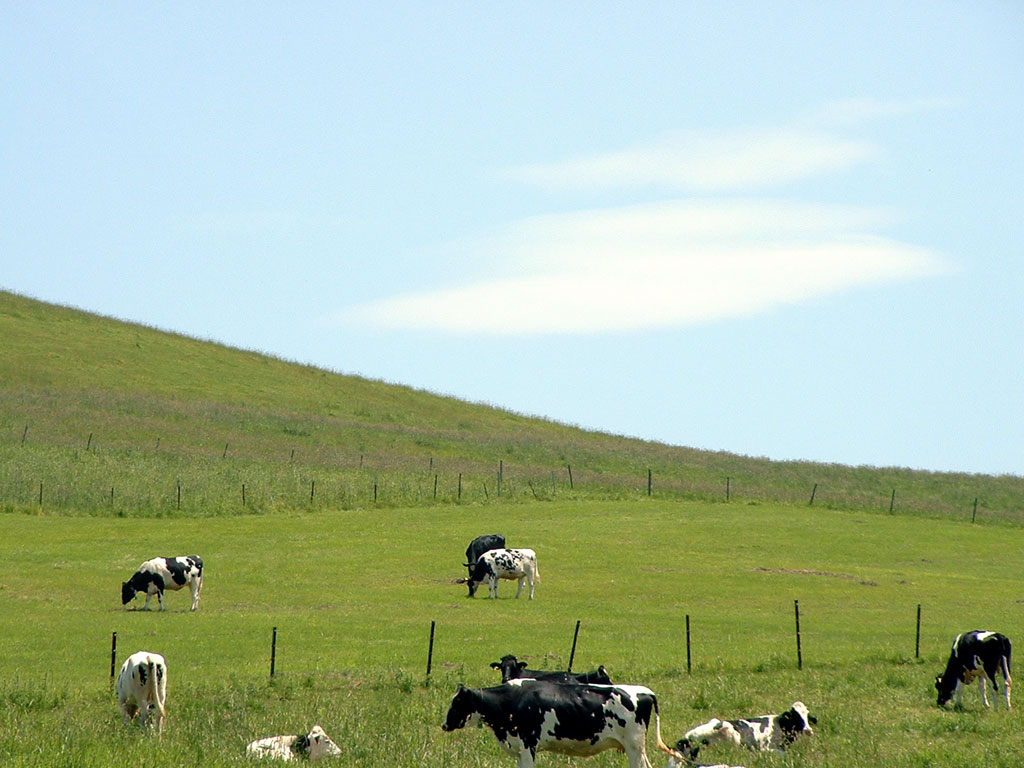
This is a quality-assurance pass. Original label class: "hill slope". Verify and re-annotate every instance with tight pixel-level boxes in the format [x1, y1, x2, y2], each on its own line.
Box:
[1, 289, 1021, 519]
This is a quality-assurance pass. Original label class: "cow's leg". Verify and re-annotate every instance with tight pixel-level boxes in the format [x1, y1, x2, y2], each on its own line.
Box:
[978, 675, 990, 708]
[489, 577, 498, 599]
[515, 576, 525, 599]
[953, 679, 965, 708]
[190, 579, 200, 611]
[516, 748, 536, 768]
[528, 573, 535, 599]
[156, 590, 165, 611]
[143, 592, 153, 611]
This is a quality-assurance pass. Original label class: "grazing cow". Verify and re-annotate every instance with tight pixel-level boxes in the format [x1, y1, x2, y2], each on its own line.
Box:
[116, 651, 167, 734]
[121, 555, 203, 611]
[246, 725, 342, 762]
[464, 534, 506, 580]
[490, 654, 612, 685]
[442, 679, 680, 768]
[467, 548, 538, 599]
[935, 630, 1012, 710]
[672, 702, 815, 761]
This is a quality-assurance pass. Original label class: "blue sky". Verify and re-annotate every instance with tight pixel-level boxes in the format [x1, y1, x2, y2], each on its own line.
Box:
[3, 2, 1022, 475]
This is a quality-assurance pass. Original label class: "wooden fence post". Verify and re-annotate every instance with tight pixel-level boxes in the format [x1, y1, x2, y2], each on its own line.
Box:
[568, 620, 581, 672]
[794, 600, 803, 670]
[426, 620, 436, 677]
[647, 468, 652, 496]
[889, 489, 896, 513]
[808, 484, 817, 505]
[915, 604, 922, 659]
[567, 464, 574, 489]
[270, 626, 278, 677]
[685, 614, 692, 674]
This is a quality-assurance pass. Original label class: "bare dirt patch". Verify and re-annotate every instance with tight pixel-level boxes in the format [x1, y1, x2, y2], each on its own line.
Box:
[753, 567, 878, 587]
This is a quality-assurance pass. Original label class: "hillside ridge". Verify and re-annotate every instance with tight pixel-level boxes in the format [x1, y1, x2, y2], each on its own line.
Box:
[2, 289, 1021, 520]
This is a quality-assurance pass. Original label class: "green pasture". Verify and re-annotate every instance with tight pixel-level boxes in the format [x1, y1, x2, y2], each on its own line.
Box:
[2, 499, 1023, 767]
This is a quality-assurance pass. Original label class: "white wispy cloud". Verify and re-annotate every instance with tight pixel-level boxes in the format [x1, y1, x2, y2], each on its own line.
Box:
[335, 104, 955, 336]
[501, 128, 877, 192]
[337, 200, 951, 335]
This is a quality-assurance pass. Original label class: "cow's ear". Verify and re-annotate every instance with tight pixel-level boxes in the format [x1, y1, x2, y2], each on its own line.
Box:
[489, 662, 501, 669]
[517, 662, 528, 672]
[457, 683, 467, 692]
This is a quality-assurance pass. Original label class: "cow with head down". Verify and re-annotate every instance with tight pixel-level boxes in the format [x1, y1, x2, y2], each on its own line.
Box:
[116, 651, 167, 735]
[467, 548, 538, 599]
[935, 630, 1012, 710]
[121, 555, 203, 611]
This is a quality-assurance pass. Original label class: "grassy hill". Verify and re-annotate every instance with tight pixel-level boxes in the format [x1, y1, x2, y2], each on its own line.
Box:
[1, 289, 1021, 520]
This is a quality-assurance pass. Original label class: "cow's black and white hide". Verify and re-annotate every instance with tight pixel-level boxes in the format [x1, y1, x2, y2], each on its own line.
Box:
[116, 651, 167, 734]
[246, 725, 341, 762]
[490, 654, 612, 685]
[442, 679, 680, 768]
[464, 534, 506, 580]
[121, 555, 203, 611]
[467, 548, 538, 599]
[672, 702, 815, 762]
[935, 630, 1012, 710]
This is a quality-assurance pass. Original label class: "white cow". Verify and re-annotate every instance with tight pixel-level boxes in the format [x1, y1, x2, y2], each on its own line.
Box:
[116, 651, 167, 734]
[246, 725, 342, 761]
[467, 548, 539, 599]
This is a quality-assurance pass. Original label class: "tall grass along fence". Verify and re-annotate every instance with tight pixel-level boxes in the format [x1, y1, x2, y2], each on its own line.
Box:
[3, 421, 1023, 523]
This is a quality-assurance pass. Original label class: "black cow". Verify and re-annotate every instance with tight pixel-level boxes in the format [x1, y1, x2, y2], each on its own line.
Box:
[935, 630, 1012, 710]
[490, 654, 613, 685]
[464, 534, 505, 580]
[441, 679, 680, 768]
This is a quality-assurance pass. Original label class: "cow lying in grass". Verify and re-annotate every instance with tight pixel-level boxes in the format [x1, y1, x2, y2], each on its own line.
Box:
[935, 630, 1012, 710]
[670, 701, 815, 763]
[121, 555, 203, 611]
[116, 651, 167, 735]
[490, 654, 612, 685]
[246, 725, 341, 762]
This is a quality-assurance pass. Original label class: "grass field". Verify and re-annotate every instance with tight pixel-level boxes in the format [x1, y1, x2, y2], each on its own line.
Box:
[2, 499, 1023, 767]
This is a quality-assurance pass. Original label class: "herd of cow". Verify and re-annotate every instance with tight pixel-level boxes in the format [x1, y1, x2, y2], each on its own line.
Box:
[114, 540, 1014, 766]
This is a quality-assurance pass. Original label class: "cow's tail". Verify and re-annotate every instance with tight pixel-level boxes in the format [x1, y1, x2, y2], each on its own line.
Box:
[145, 658, 165, 724]
[1001, 635, 1013, 685]
[651, 696, 684, 761]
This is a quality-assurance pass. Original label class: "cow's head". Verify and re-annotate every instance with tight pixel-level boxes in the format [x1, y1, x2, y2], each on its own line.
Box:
[777, 701, 816, 743]
[670, 737, 700, 762]
[489, 655, 527, 682]
[306, 725, 341, 759]
[121, 581, 137, 606]
[441, 684, 478, 732]
[466, 560, 490, 597]
[935, 674, 956, 707]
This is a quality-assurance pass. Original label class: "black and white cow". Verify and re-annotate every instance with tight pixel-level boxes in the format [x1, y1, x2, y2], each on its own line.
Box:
[246, 725, 342, 762]
[464, 534, 506, 580]
[467, 548, 538, 599]
[116, 650, 168, 734]
[935, 630, 1012, 710]
[442, 679, 680, 768]
[121, 555, 203, 611]
[490, 654, 612, 685]
[671, 702, 815, 762]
